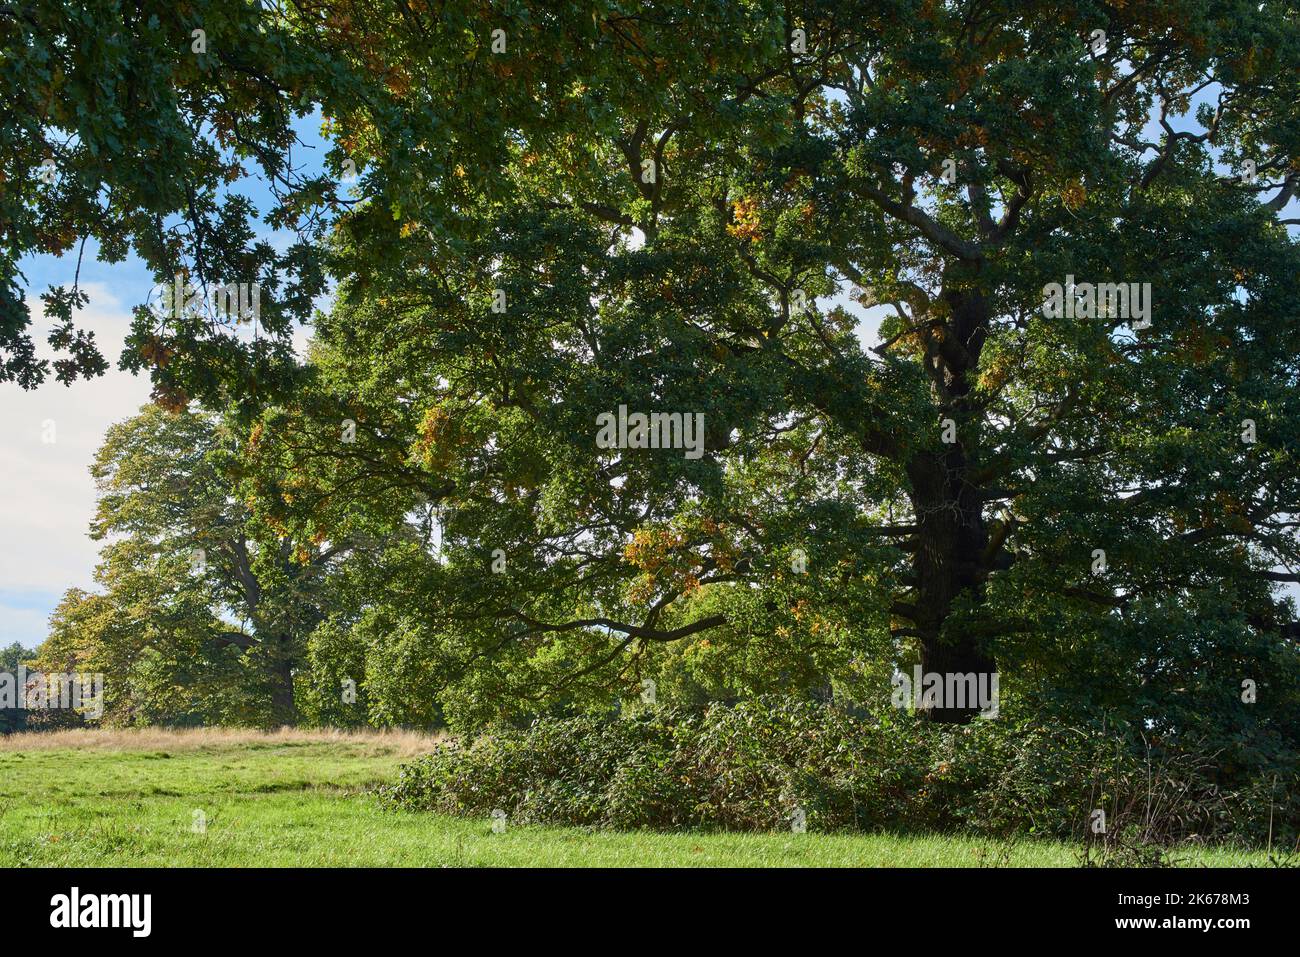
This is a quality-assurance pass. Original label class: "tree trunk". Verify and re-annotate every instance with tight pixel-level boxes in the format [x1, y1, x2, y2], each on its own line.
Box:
[906, 451, 997, 722]
[902, 282, 998, 723]
[269, 644, 296, 726]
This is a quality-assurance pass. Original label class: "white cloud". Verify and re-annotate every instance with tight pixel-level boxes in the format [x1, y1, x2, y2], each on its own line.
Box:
[0, 286, 151, 615]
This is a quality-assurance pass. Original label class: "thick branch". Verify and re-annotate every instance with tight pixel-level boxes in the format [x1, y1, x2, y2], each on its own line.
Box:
[513, 612, 727, 643]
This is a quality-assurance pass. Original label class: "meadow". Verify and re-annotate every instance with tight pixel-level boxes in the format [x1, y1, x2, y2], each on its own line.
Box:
[0, 729, 1274, 868]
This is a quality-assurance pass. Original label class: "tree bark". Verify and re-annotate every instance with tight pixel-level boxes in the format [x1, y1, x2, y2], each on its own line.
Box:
[901, 283, 998, 723]
[906, 450, 997, 722]
[269, 641, 296, 726]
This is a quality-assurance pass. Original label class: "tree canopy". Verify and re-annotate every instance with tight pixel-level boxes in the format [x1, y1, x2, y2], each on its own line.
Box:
[41, 405, 370, 724]
[11, 1, 1300, 732]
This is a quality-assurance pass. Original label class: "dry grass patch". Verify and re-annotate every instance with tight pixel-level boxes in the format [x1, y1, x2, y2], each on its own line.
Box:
[0, 726, 443, 757]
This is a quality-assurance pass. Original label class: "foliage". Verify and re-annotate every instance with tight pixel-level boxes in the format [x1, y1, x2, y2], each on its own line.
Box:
[37, 405, 369, 726]
[9, 3, 1300, 795]
[0, 641, 87, 733]
[2, 0, 335, 393]
[209, 0, 1300, 732]
[0, 643, 35, 734]
[0, 644, 33, 673]
[383, 697, 1299, 844]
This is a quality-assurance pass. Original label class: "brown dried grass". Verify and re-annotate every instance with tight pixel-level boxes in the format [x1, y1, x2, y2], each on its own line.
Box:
[0, 726, 442, 756]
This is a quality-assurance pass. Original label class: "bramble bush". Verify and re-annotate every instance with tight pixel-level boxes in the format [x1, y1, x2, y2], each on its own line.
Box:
[380, 696, 1298, 847]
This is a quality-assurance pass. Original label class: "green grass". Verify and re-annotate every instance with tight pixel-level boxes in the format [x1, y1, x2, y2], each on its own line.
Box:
[0, 731, 1272, 867]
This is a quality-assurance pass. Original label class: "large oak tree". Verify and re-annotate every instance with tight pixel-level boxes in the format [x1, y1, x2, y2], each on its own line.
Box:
[11, 1, 1300, 724]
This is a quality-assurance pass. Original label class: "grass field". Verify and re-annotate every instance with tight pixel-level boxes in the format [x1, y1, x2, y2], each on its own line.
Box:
[0, 729, 1274, 867]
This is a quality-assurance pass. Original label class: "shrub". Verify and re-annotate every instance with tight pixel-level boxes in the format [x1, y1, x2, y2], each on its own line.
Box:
[380, 696, 1300, 844]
